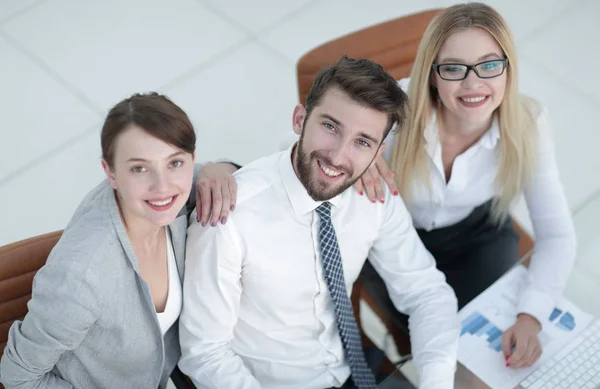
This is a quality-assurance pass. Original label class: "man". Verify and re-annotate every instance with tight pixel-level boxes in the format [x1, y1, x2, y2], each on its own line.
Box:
[179, 56, 459, 389]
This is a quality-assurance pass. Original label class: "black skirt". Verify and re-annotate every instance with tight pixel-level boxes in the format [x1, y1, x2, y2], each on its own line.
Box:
[361, 200, 520, 313]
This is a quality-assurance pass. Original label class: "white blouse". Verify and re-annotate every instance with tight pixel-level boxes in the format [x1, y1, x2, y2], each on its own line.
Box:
[382, 78, 576, 328]
[156, 230, 182, 335]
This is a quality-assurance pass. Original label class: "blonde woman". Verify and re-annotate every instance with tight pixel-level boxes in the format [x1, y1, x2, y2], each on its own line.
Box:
[353, 2, 576, 371]
[195, 1, 576, 372]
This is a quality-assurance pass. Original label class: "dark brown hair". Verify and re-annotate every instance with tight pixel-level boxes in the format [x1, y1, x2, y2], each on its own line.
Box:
[305, 55, 409, 140]
[101, 92, 196, 168]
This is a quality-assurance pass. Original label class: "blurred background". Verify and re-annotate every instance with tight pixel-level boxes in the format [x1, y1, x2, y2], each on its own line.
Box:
[1, 0, 598, 245]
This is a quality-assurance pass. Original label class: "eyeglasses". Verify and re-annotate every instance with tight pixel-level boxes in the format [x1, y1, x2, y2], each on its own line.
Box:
[431, 58, 508, 81]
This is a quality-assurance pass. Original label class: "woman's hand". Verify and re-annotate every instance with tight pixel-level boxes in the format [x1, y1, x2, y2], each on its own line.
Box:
[195, 163, 238, 226]
[352, 154, 398, 203]
[502, 314, 543, 369]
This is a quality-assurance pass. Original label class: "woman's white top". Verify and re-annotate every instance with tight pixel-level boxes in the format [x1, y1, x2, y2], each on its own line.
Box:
[381, 78, 576, 327]
[156, 229, 182, 335]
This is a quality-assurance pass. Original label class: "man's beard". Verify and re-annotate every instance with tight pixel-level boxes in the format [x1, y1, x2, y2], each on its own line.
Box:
[294, 137, 362, 202]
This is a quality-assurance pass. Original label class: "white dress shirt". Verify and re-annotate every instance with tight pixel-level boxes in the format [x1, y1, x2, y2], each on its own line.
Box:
[381, 78, 577, 329]
[179, 146, 460, 389]
[156, 230, 182, 335]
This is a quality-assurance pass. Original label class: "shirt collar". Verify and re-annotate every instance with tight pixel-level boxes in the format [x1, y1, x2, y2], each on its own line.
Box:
[480, 116, 501, 149]
[278, 143, 344, 217]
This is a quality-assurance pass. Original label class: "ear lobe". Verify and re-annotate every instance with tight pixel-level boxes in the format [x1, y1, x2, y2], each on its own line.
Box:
[292, 104, 307, 136]
[101, 160, 118, 189]
[377, 142, 386, 157]
[430, 71, 438, 88]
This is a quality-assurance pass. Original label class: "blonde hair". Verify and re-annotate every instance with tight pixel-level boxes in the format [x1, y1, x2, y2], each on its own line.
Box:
[390, 2, 538, 221]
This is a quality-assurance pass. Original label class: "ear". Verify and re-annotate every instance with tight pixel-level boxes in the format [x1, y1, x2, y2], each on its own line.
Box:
[292, 104, 307, 136]
[376, 142, 386, 158]
[101, 159, 118, 190]
[430, 70, 438, 88]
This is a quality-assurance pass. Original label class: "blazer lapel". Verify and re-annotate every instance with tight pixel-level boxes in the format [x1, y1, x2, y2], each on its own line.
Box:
[104, 183, 141, 273]
[168, 214, 188, 283]
[106, 181, 188, 283]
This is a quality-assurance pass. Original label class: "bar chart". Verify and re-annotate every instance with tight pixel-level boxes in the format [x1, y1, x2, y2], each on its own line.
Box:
[461, 311, 504, 352]
[549, 308, 576, 331]
[457, 266, 594, 389]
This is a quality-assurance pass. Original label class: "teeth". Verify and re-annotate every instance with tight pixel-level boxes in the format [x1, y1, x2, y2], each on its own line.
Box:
[148, 197, 173, 206]
[319, 162, 341, 177]
[461, 96, 486, 103]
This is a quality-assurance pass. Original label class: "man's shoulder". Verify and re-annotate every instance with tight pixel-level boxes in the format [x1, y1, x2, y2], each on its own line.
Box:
[186, 151, 287, 243]
[234, 151, 285, 206]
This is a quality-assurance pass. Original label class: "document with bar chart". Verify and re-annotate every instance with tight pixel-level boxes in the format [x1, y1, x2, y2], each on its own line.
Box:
[457, 265, 594, 389]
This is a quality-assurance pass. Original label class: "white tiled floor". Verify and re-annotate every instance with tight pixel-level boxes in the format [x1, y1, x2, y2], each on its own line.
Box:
[520, 0, 600, 105]
[3, 0, 598, 245]
[0, 34, 100, 180]
[1, 0, 248, 111]
[1, 0, 599, 386]
[0, 0, 42, 23]
[203, 0, 317, 33]
[166, 41, 298, 164]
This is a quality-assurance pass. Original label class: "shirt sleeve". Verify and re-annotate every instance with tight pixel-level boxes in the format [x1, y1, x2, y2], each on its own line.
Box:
[178, 212, 261, 389]
[367, 190, 460, 389]
[519, 105, 577, 328]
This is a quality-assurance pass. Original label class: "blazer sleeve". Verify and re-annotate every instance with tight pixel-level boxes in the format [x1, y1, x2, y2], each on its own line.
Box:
[0, 242, 103, 389]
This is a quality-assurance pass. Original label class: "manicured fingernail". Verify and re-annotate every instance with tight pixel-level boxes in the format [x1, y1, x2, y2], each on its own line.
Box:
[393, 190, 399, 196]
[371, 199, 376, 203]
[230, 204, 235, 211]
[359, 191, 364, 196]
[221, 216, 227, 225]
[505, 355, 509, 361]
[506, 363, 510, 367]
[380, 199, 385, 203]
[211, 221, 217, 227]
[201, 221, 207, 227]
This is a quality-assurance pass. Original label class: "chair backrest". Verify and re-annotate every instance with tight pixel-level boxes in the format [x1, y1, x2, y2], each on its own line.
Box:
[295, 9, 534, 258]
[0, 231, 62, 361]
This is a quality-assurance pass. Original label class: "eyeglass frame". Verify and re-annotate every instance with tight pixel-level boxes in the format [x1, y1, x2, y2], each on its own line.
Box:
[431, 58, 509, 81]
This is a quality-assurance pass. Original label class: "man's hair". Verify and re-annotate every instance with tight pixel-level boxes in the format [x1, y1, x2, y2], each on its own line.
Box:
[305, 55, 409, 140]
